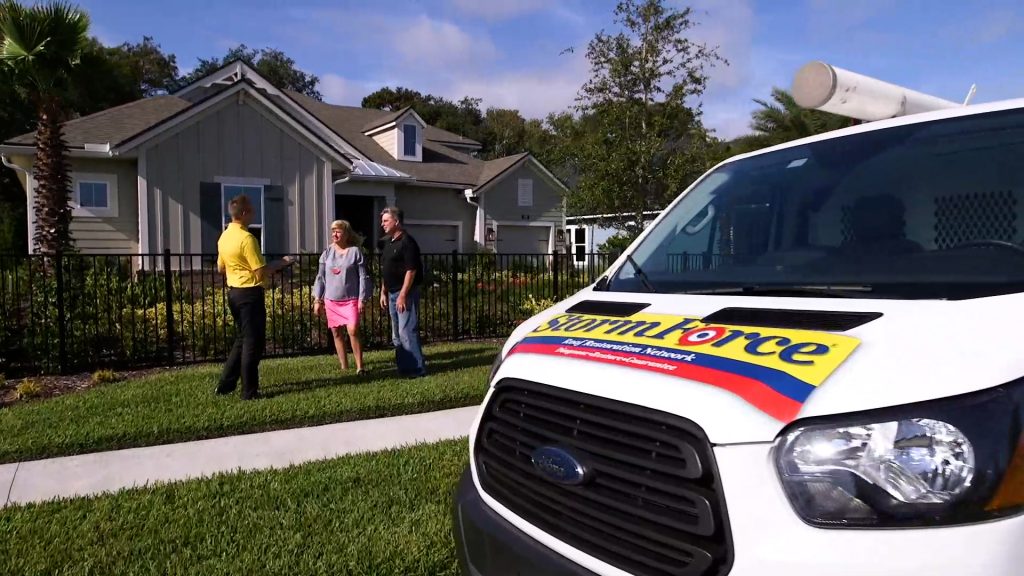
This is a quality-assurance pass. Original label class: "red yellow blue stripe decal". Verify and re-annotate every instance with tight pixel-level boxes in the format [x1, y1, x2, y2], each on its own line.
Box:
[507, 311, 861, 422]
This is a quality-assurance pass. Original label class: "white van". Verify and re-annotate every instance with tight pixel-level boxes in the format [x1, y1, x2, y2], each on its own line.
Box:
[451, 62, 1024, 576]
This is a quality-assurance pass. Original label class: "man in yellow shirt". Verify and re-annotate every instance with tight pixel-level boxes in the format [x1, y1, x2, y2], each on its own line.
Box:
[215, 194, 294, 400]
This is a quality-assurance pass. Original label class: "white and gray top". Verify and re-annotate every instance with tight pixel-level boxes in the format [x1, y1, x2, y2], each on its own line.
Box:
[313, 245, 372, 302]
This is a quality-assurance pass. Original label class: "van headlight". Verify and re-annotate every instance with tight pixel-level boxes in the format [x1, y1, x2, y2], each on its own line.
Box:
[774, 380, 1024, 528]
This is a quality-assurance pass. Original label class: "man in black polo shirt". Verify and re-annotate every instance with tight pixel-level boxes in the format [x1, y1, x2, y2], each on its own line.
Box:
[378, 206, 427, 377]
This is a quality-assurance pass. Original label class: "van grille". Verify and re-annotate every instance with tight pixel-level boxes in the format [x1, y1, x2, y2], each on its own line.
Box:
[473, 380, 733, 576]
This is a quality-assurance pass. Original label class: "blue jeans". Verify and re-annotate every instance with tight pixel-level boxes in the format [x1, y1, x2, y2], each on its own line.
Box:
[388, 288, 426, 376]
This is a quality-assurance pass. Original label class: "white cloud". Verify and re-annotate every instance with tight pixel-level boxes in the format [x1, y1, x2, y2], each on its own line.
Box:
[686, 0, 755, 91]
[320, 74, 364, 106]
[394, 16, 500, 72]
[448, 0, 549, 22]
[803, 0, 901, 49]
[945, 8, 1023, 45]
[677, 0, 765, 139]
[445, 52, 590, 119]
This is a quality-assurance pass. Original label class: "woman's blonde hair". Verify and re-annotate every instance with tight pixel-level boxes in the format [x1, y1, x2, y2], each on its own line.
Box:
[330, 219, 364, 247]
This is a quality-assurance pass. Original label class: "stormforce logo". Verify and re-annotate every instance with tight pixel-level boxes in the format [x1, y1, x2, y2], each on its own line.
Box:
[531, 313, 833, 366]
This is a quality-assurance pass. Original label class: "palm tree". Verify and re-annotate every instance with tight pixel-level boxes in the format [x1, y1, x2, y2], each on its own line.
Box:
[748, 87, 852, 147]
[0, 0, 89, 254]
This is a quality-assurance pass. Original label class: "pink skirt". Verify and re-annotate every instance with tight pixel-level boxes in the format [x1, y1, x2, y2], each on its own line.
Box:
[325, 298, 360, 330]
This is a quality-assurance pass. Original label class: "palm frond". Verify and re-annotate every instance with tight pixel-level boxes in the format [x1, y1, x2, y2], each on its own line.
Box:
[0, 1, 88, 73]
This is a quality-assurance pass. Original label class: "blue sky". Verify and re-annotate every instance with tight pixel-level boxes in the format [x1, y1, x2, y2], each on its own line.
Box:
[75, 0, 1024, 139]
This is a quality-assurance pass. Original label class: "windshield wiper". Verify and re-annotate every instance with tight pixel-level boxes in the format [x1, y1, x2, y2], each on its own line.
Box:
[679, 284, 873, 298]
[625, 254, 657, 293]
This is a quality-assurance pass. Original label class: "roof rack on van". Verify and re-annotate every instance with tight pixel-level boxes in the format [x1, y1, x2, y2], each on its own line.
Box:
[791, 61, 969, 122]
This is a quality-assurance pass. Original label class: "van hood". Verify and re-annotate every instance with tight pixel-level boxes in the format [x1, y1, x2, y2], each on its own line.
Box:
[493, 289, 1024, 444]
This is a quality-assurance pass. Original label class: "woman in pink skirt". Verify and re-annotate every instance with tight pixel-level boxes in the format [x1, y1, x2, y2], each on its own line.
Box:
[313, 220, 372, 375]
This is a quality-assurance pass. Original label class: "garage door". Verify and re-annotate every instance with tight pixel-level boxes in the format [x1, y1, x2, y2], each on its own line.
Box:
[498, 225, 550, 254]
[404, 223, 458, 254]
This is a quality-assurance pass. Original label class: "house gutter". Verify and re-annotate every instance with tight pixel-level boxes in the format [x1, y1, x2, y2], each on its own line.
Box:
[463, 188, 484, 245]
[1, 153, 34, 253]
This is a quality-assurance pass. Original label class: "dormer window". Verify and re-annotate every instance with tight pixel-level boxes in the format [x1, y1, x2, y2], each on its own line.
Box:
[364, 108, 425, 162]
[403, 124, 417, 157]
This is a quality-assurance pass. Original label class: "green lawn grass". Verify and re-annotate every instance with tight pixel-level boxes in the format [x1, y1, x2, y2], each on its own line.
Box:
[0, 439, 469, 576]
[0, 342, 498, 464]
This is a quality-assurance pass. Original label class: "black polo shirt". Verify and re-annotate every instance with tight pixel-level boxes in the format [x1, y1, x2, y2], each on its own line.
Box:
[381, 231, 424, 293]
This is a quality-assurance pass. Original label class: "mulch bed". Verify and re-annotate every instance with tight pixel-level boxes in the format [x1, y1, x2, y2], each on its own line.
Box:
[0, 366, 186, 408]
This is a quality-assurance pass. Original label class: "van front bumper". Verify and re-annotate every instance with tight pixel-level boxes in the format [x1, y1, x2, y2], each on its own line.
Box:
[452, 467, 597, 576]
[454, 443, 1024, 576]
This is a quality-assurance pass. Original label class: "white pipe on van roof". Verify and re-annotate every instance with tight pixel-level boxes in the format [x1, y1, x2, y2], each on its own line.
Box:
[791, 61, 960, 121]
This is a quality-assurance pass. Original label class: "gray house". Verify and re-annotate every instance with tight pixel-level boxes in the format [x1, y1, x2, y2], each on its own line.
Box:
[0, 61, 568, 260]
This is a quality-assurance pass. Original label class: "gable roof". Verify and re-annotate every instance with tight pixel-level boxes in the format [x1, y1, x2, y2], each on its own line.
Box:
[359, 106, 481, 149]
[477, 152, 529, 189]
[361, 106, 411, 132]
[6, 96, 191, 148]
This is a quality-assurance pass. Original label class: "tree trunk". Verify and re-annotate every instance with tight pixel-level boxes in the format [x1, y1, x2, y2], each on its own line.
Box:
[32, 96, 74, 254]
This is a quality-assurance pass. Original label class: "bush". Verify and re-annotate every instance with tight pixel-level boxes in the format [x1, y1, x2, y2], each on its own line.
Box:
[598, 231, 639, 255]
[91, 369, 119, 385]
[15, 379, 42, 400]
[0, 251, 615, 376]
[520, 294, 556, 318]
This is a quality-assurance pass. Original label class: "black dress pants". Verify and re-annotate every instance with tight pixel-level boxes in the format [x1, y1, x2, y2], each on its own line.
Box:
[217, 286, 266, 399]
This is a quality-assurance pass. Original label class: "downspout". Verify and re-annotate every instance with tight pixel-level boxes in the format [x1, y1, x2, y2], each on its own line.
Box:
[1, 153, 33, 254]
[463, 188, 483, 247]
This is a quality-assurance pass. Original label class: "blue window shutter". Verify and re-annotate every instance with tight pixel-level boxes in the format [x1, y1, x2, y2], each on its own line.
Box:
[263, 184, 286, 256]
[200, 181, 222, 255]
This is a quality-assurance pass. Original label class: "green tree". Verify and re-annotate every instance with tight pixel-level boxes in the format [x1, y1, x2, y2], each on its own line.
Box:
[106, 36, 178, 97]
[176, 44, 321, 99]
[480, 108, 527, 159]
[597, 230, 639, 256]
[361, 86, 429, 111]
[564, 0, 724, 236]
[0, 31, 176, 254]
[361, 87, 486, 147]
[717, 87, 853, 160]
[0, 0, 90, 254]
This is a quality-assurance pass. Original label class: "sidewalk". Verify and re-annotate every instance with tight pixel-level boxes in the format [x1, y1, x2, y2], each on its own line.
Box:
[0, 405, 479, 507]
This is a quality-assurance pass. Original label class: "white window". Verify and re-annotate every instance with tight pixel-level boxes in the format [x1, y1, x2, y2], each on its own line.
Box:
[517, 178, 534, 207]
[221, 184, 264, 247]
[71, 173, 118, 218]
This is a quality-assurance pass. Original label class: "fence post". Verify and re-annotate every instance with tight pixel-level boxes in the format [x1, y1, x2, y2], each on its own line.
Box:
[163, 249, 175, 365]
[55, 251, 67, 374]
[551, 250, 559, 301]
[450, 249, 459, 340]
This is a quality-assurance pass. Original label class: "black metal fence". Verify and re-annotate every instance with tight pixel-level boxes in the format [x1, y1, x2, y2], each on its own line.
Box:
[0, 250, 615, 377]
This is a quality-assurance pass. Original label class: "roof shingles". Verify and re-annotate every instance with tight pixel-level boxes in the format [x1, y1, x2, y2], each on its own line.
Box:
[281, 90, 490, 186]
[5, 96, 191, 147]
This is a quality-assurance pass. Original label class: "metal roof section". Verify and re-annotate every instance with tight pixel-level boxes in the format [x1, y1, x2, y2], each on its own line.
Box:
[351, 159, 412, 179]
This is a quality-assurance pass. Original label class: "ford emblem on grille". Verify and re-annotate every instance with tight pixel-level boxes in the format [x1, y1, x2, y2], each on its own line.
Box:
[530, 446, 591, 485]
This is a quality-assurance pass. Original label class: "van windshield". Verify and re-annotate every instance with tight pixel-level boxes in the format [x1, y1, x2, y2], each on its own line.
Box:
[606, 107, 1024, 300]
